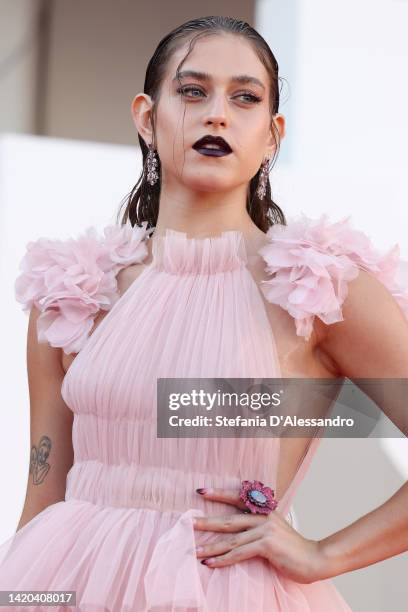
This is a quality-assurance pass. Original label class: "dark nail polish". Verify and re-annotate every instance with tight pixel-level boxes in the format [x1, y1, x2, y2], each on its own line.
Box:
[201, 559, 208, 565]
[196, 488, 207, 495]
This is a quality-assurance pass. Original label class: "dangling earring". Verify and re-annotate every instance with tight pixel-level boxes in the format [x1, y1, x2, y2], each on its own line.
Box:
[146, 142, 159, 186]
[256, 155, 271, 200]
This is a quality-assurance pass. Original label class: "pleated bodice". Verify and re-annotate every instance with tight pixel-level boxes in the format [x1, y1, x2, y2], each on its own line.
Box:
[60, 228, 307, 517]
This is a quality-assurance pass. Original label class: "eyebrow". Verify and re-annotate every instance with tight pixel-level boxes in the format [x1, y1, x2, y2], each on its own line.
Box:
[172, 70, 265, 91]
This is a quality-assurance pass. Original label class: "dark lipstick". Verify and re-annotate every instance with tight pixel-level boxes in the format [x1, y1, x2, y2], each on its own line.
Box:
[192, 135, 232, 157]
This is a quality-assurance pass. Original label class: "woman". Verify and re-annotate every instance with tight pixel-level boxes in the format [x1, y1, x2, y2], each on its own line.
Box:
[1, 15, 408, 612]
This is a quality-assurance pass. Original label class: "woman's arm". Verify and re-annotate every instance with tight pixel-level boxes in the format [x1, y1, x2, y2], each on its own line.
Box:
[315, 268, 408, 578]
[317, 481, 408, 579]
[16, 306, 74, 531]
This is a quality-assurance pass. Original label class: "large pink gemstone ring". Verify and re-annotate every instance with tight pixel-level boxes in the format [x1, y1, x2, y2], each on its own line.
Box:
[239, 479, 278, 515]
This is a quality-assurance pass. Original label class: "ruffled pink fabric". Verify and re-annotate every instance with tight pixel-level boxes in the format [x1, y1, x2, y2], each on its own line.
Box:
[258, 213, 408, 341]
[14, 221, 153, 354]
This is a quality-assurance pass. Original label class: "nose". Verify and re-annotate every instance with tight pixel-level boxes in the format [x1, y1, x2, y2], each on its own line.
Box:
[205, 114, 226, 128]
[203, 93, 229, 128]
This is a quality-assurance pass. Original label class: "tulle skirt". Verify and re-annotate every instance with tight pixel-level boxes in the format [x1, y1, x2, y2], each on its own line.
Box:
[0, 498, 352, 611]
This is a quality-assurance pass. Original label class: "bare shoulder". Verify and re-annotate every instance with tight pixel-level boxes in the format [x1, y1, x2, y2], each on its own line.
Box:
[326, 268, 407, 340]
[318, 269, 408, 377]
[115, 260, 149, 294]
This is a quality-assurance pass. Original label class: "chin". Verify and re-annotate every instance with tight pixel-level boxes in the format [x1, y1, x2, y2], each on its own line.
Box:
[189, 185, 231, 195]
[184, 174, 234, 193]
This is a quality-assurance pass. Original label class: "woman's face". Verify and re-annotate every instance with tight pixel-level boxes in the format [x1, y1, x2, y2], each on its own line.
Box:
[132, 33, 285, 195]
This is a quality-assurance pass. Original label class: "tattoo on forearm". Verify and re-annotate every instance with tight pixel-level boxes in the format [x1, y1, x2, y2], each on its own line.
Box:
[29, 435, 52, 485]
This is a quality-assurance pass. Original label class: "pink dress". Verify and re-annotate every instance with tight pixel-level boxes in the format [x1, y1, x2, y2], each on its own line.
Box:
[1, 213, 407, 611]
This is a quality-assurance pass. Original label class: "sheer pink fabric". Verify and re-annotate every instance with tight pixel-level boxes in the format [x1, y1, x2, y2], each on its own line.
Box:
[4, 214, 406, 610]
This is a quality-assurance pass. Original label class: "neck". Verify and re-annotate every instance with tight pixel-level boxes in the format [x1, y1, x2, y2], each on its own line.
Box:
[152, 185, 268, 250]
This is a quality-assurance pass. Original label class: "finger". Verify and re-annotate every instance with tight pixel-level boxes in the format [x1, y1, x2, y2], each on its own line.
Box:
[195, 524, 263, 559]
[200, 540, 264, 568]
[193, 513, 265, 533]
[196, 487, 248, 511]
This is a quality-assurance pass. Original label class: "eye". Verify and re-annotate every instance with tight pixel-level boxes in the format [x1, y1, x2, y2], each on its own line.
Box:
[176, 86, 205, 98]
[237, 92, 262, 104]
[176, 86, 262, 104]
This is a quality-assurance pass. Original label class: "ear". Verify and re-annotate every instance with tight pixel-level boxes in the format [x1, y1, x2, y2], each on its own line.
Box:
[266, 113, 286, 156]
[130, 93, 154, 145]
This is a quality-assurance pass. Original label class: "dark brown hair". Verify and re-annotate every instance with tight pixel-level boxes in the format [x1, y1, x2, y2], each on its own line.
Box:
[117, 15, 286, 233]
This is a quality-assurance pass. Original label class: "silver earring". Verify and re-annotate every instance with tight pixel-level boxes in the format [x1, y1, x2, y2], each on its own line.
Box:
[256, 155, 271, 200]
[146, 143, 159, 186]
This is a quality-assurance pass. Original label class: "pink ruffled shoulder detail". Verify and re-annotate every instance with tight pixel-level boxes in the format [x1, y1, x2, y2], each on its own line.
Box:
[15, 221, 153, 355]
[258, 213, 408, 341]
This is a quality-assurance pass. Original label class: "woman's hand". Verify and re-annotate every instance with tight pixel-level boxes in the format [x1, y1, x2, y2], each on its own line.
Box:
[193, 487, 328, 584]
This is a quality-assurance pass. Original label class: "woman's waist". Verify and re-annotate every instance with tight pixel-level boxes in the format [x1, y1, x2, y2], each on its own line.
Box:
[72, 412, 280, 467]
[65, 459, 262, 513]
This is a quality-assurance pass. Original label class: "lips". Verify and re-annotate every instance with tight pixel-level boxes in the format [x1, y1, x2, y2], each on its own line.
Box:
[192, 134, 232, 157]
